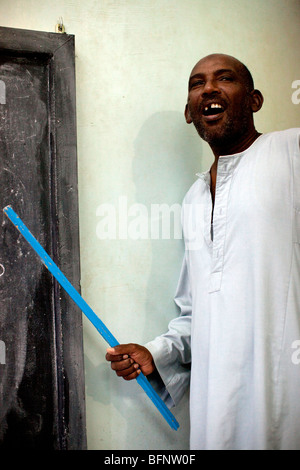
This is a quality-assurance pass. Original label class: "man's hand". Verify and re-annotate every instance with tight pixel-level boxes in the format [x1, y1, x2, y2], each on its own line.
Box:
[106, 343, 155, 380]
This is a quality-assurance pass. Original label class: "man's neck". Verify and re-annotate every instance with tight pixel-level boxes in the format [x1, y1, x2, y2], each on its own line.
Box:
[209, 128, 262, 204]
[210, 128, 262, 160]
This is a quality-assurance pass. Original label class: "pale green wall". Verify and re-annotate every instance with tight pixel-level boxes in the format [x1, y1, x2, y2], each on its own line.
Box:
[1, 0, 299, 450]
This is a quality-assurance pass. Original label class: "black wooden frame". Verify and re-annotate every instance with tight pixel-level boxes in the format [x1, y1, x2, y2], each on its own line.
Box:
[0, 26, 86, 449]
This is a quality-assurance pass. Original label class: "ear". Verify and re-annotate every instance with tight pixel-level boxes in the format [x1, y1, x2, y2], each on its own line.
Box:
[250, 89, 264, 113]
[184, 103, 193, 124]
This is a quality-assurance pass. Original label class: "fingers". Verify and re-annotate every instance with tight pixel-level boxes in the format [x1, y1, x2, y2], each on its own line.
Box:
[105, 345, 142, 380]
[105, 346, 132, 364]
[106, 344, 138, 357]
[105, 351, 128, 362]
[121, 368, 141, 381]
[113, 360, 141, 380]
[105, 343, 155, 380]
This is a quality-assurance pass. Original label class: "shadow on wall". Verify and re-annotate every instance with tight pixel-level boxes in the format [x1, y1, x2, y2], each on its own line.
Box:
[133, 110, 204, 207]
[123, 110, 208, 448]
[84, 111, 209, 449]
[132, 110, 206, 338]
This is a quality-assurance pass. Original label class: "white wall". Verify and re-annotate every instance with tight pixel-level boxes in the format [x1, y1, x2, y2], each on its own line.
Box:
[1, 0, 299, 450]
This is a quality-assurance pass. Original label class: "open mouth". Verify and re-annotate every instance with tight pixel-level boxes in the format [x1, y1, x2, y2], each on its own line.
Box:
[203, 103, 225, 116]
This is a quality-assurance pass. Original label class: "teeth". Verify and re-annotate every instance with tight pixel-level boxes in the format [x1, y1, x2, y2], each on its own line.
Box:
[204, 103, 223, 111]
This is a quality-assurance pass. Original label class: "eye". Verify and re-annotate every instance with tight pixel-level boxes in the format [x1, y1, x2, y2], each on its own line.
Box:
[189, 79, 204, 89]
[219, 76, 233, 82]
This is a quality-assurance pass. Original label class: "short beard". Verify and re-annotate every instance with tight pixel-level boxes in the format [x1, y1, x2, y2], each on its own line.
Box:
[191, 99, 253, 147]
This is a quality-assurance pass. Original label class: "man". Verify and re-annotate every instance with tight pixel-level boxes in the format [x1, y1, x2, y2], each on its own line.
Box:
[106, 54, 300, 450]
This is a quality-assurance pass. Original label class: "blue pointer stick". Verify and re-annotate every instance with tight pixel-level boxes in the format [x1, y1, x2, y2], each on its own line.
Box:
[3, 205, 179, 431]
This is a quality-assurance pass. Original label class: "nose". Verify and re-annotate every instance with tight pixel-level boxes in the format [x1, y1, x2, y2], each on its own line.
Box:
[202, 79, 220, 96]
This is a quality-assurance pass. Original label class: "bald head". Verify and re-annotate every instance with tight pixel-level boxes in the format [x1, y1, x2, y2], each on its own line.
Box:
[190, 54, 254, 92]
[185, 53, 264, 154]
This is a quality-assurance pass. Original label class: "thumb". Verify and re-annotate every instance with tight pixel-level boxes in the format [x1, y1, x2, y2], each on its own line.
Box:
[106, 343, 136, 356]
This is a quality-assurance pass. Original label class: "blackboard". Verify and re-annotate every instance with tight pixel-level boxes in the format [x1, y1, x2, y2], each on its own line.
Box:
[0, 27, 86, 449]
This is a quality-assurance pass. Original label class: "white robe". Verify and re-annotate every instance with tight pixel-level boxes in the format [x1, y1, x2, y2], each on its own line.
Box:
[146, 128, 300, 450]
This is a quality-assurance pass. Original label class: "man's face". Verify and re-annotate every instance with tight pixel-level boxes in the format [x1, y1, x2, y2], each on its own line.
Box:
[185, 55, 254, 146]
